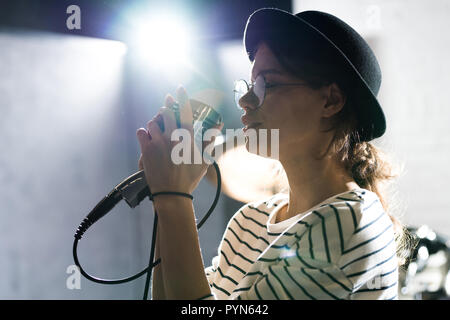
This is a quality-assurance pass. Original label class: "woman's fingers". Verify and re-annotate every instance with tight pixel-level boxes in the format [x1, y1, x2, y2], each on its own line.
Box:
[159, 106, 177, 136]
[136, 128, 151, 152]
[147, 118, 163, 142]
[165, 94, 176, 108]
[177, 86, 194, 133]
[140, 86, 197, 150]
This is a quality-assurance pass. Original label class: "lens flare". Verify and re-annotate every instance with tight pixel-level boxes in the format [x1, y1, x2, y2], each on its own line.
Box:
[134, 13, 191, 67]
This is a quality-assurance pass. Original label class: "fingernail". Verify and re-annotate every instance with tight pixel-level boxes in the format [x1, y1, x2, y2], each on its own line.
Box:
[177, 85, 187, 104]
[137, 128, 151, 140]
[165, 94, 174, 104]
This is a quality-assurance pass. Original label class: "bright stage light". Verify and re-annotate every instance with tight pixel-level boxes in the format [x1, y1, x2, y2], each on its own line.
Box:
[133, 13, 192, 67]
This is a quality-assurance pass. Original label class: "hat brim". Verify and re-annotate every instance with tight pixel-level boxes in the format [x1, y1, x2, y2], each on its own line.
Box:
[244, 8, 386, 141]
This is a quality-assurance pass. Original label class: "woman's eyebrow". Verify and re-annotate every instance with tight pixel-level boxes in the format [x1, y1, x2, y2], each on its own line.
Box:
[250, 69, 284, 82]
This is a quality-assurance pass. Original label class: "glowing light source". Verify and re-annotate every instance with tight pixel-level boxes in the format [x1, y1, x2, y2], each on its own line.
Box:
[133, 13, 192, 68]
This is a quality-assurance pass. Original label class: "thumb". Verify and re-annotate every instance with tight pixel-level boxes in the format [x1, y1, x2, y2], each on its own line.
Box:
[136, 128, 151, 150]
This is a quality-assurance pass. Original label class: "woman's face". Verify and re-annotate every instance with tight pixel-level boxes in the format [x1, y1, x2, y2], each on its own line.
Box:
[239, 42, 341, 160]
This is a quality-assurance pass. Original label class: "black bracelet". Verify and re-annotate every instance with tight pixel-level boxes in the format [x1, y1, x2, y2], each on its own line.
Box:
[150, 191, 193, 201]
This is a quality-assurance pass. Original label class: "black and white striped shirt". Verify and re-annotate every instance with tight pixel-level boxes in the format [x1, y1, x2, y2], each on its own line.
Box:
[201, 188, 398, 300]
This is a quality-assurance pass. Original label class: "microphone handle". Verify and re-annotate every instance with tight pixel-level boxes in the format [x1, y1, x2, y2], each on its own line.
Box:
[86, 189, 122, 225]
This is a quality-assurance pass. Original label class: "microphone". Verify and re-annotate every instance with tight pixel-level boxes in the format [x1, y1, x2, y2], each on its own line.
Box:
[73, 99, 224, 290]
[123, 99, 222, 206]
[82, 99, 222, 229]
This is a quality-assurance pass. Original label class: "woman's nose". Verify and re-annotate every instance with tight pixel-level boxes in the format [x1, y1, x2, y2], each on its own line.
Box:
[238, 90, 259, 111]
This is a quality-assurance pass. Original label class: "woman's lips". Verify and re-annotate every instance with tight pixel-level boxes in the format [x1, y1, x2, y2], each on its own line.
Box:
[241, 115, 262, 132]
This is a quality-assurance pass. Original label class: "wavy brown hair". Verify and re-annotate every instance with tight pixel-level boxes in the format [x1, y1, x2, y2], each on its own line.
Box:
[256, 37, 416, 268]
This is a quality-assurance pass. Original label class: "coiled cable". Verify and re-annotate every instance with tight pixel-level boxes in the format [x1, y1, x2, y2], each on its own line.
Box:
[73, 161, 221, 298]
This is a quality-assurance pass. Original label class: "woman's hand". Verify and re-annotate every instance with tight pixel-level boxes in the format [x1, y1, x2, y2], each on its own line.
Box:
[136, 86, 222, 195]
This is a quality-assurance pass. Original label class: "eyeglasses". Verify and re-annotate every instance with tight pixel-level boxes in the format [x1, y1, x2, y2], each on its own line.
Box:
[233, 75, 309, 109]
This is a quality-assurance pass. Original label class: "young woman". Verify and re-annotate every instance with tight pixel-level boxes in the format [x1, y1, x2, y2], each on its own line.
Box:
[136, 8, 407, 300]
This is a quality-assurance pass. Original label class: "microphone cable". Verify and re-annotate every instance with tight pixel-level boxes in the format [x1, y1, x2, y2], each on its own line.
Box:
[73, 160, 222, 299]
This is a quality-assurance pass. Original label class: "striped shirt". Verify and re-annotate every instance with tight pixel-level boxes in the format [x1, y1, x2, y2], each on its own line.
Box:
[201, 188, 398, 300]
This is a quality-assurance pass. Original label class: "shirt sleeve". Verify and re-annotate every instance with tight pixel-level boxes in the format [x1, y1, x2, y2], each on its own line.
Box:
[230, 209, 355, 300]
[337, 206, 398, 299]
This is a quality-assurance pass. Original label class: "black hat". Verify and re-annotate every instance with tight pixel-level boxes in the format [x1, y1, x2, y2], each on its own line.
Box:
[244, 8, 386, 142]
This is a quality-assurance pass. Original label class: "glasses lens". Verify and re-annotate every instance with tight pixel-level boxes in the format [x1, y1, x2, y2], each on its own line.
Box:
[234, 80, 248, 109]
[253, 75, 265, 107]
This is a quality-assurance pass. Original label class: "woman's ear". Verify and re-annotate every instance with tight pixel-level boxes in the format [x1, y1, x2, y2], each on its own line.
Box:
[321, 83, 346, 118]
